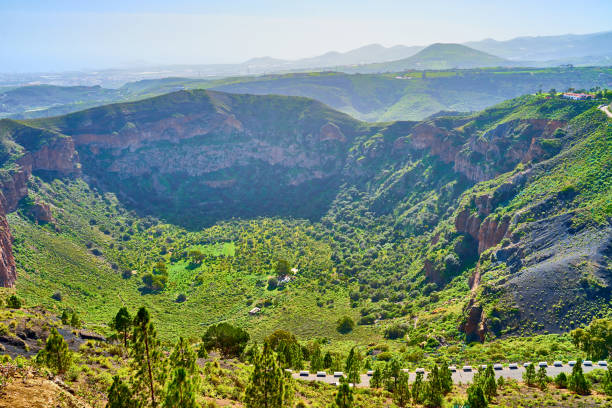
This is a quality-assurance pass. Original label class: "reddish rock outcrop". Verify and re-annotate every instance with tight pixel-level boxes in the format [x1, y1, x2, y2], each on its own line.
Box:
[454, 209, 482, 241]
[28, 201, 54, 224]
[0, 208, 16, 288]
[408, 118, 565, 182]
[408, 122, 460, 164]
[455, 207, 511, 254]
[460, 301, 487, 343]
[319, 123, 346, 143]
[478, 217, 510, 253]
[423, 259, 442, 284]
[0, 135, 79, 287]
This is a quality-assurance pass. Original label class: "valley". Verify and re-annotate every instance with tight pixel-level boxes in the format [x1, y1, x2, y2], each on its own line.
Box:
[0, 36, 610, 408]
[2, 2, 612, 405]
[0, 89, 608, 349]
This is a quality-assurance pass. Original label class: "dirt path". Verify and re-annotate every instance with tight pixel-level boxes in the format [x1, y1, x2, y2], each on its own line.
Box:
[0, 377, 90, 408]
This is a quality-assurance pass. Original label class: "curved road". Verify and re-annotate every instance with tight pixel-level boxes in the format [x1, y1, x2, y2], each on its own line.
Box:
[600, 105, 612, 118]
[291, 362, 608, 387]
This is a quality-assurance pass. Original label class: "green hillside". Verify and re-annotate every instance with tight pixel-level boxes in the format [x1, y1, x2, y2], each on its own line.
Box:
[0, 90, 605, 349]
[3, 67, 611, 123]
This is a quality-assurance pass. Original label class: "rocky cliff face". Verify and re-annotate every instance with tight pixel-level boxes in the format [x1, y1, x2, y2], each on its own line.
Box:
[0, 206, 16, 288]
[37, 90, 363, 227]
[408, 118, 565, 182]
[0, 122, 79, 286]
[459, 300, 486, 343]
[454, 170, 529, 255]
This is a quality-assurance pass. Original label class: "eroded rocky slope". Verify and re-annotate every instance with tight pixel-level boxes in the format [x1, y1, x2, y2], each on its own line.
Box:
[0, 91, 608, 341]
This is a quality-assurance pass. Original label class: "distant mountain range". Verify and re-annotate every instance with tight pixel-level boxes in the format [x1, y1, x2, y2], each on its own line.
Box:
[466, 30, 612, 61]
[243, 44, 425, 70]
[1, 31, 610, 87]
[179, 30, 612, 73]
[342, 43, 510, 72]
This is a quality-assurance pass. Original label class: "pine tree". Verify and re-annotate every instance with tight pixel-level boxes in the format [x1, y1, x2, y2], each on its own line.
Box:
[323, 351, 332, 369]
[412, 372, 424, 404]
[424, 365, 443, 407]
[310, 344, 322, 372]
[60, 310, 70, 325]
[536, 365, 548, 391]
[111, 307, 132, 348]
[37, 327, 72, 374]
[130, 307, 167, 408]
[482, 365, 497, 398]
[107, 376, 137, 408]
[169, 337, 199, 389]
[466, 384, 488, 408]
[244, 341, 286, 408]
[393, 371, 411, 407]
[288, 342, 303, 370]
[345, 347, 360, 385]
[523, 363, 536, 386]
[164, 367, 200, 408]
[384, 358, 401, 391]
[335, 377, 354, 408]
[439, 363, 453, 395]
[568, 358, 590, 395]
[370, 367, 382, 389]
[603, 366, 612, 396]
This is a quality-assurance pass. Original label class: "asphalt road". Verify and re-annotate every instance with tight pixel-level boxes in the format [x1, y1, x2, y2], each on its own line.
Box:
[600, 105, 612, 118]
[291, 362, 608, 387]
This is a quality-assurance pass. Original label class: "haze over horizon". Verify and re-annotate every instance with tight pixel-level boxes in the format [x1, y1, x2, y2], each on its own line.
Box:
[1, 0, 611, 73]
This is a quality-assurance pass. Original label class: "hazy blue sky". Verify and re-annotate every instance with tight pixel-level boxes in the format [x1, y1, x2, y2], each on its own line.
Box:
[1, 0, 611, 72]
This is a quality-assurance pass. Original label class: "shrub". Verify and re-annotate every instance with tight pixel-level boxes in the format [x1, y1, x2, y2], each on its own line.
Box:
[358, 315, 376, 325]
[36, 328, 72, 374]
[51, 292, 62, 301]
[336, 316, 355, 334]
[201, 323, 249, 358]
[267, 277, 278, 290]
[6, 295, 22, 309]
[70, 312, 82, 328]
[554, 372, 568, 388]
[376, 352, 392, 361]
[384, 324, 408, 340]
[60, 310, 70, 325]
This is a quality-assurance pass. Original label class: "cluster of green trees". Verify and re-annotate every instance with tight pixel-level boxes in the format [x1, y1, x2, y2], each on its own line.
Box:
[523, 359, 595, 396]
[245, 341, 292, 408]
[370, 360, 452, 407]
[60, 309, 82, 328]
[522, 363, 547, 390]
[142, 261, 169, 291]
[107, 307, 201, 407]
[570, 318, 611, 360]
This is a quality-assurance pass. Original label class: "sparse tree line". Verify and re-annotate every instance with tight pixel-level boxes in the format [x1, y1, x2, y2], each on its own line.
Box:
[29, 308, 612, 407]
[368, 358, 453, 407]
